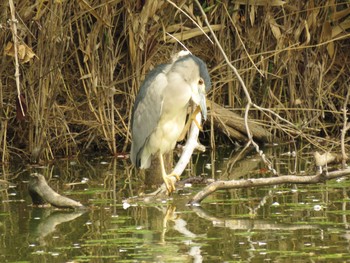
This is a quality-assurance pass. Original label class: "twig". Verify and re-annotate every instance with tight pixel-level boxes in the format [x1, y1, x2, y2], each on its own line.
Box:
[189, 168, 350, 204]
[165, 32, 192, 53]
[165, 0, 213, 44]
[341, 87, 350, 169]
[8, 0, 25, 117]
[194, 0, 277, 175]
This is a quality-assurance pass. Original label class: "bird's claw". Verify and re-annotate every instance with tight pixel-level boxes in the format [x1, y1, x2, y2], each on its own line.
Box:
[164, 173, 180, 195]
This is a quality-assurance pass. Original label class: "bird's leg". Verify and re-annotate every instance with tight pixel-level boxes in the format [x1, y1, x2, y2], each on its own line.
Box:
[160, 205, 177, 243]
[177, 106, 203, 141]
[159, 153, 180, 194]
[318, 166, 323, 174]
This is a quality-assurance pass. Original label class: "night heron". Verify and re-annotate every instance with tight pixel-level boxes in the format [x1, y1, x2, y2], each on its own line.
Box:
[130, 51, 211, 194]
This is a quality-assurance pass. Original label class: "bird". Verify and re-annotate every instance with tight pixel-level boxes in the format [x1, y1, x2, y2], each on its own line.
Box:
[130, 51, 211, 194]
[313, 151, 337, 174]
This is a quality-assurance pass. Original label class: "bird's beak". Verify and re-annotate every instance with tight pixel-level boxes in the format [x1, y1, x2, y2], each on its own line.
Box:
[199, 90, 207, 120]
[191, 85, 207, 120]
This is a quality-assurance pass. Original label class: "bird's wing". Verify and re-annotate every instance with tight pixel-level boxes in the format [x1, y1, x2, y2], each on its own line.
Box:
[130, 64, 170, 167]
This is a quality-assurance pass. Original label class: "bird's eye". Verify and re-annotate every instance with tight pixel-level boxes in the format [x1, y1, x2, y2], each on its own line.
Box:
[198, 79, 204, 85]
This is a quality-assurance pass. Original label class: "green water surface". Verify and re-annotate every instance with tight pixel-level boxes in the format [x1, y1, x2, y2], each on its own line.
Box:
[1, 145, 350, 262]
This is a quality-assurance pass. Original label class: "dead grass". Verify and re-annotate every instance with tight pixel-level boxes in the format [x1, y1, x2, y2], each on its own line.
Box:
[0, 0, 349, 163]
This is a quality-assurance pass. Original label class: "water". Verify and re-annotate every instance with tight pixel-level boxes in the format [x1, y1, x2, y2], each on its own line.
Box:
[1, 146, 350, 262]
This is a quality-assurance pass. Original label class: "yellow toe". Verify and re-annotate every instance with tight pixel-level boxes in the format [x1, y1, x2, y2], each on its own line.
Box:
[163, 174, 179, 195]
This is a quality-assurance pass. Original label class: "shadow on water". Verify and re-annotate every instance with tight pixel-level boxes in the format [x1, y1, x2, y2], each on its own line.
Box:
[1, 144, 350, 262]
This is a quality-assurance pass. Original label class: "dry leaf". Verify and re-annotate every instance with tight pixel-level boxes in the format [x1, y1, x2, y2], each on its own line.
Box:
[294, 20, 310, 45]
[331, 19, 350, 39]
[294, 20, 304, 42]
[321, 21, 332, 42]
[234, 0, 285, 6]
[327, 42, 335, 58]
[4, 42, 14, 56]
[294, 98, 303, 105]
[268, 15, 281, 41]
[307, 7, 319, 30]
[4, 42, 37, 63]
[166, 25, 222, 43]
[250, 5, 255, 27]
[330, 7, 350, 22]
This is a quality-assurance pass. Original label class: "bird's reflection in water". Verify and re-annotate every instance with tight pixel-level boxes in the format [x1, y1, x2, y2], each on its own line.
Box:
[126, 203, 204, 262]
[29, 208, 86, 246]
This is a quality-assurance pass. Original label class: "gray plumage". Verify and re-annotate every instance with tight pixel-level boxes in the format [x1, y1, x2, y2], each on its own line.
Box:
[131, 53, 211, 170]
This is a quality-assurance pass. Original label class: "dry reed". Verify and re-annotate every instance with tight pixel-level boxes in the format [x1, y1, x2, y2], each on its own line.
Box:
[0, 0, 349, 163]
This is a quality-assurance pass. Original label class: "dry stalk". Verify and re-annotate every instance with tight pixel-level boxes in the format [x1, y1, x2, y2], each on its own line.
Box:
[187, 0, 350, 203]
[166, 0, 213, 44]
[0, 0, 349, 163]
[341, 87, 350, 168]
[221, 3, 263, 77]
[194, 0, 277, 175]
[8, 0, 24, 117]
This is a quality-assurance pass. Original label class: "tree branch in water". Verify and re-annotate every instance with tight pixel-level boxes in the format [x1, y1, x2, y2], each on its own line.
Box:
[189, 168, 350, 205]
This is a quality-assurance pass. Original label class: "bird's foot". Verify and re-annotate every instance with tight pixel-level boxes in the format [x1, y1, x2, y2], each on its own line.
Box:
[163, 173, 180, 194]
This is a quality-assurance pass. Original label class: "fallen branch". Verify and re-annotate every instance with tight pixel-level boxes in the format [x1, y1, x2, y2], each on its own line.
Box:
[188, 168, 350, 205]
[28, 173, 85, 209]
[209, 101, 272, 143]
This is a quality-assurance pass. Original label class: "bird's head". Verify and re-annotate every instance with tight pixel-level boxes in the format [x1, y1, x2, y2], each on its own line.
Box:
[173, 52, 211, 120]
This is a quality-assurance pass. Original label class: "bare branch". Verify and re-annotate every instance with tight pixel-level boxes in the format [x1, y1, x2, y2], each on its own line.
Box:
[189, 168, 350, 205]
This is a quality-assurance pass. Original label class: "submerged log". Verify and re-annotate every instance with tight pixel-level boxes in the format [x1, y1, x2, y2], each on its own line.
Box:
[28, 173, 85, 209]
[209, 101, 273, 143]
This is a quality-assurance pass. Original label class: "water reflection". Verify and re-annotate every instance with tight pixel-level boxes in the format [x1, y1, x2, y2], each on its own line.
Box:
[29, 209, 86, 246]
[1, 145, 350, 262]
[192, 206, 319, 231]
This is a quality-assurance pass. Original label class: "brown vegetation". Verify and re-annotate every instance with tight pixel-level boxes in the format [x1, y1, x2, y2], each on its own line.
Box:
[0, 0, 349, 164]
